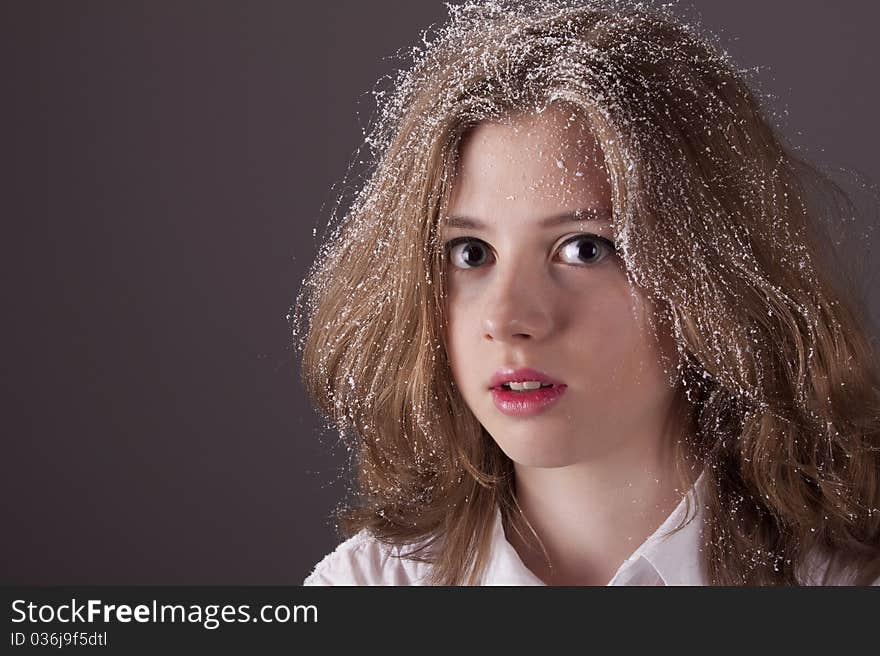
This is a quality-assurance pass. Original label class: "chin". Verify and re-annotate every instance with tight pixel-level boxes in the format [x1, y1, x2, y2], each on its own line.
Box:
[486, 427, 583, 469]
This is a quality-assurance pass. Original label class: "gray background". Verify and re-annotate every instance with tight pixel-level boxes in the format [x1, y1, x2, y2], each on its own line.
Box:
[2, 0, 878, 584]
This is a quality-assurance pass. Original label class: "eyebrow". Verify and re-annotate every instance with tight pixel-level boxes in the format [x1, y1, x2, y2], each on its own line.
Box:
[441, 208, 613, 230]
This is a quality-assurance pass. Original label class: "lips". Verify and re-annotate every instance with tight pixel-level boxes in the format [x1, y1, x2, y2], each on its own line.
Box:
[488, 367, 564, 390]
[488, 367, 567, 417]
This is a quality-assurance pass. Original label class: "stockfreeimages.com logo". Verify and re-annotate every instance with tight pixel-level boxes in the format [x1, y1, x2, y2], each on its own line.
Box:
[11, 598, 318, 630]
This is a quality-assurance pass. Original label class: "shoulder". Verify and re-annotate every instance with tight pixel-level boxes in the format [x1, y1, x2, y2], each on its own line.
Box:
[303, 530, 434, 586]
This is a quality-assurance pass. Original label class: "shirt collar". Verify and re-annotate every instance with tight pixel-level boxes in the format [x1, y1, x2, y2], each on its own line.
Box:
[481, 505, 547, 585]
[616, 469, 709, 586]
[480, 469, 709, 586]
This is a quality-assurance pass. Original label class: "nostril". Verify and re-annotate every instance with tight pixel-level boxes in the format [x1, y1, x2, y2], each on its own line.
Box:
[484, 331, 532, 341]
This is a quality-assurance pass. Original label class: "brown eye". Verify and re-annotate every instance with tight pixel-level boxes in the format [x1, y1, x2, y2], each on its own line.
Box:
[558, 235, 616, 265]
[447, 238, 493, 269]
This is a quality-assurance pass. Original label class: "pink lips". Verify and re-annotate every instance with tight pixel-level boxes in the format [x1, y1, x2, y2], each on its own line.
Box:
[488, 367, 567, 417]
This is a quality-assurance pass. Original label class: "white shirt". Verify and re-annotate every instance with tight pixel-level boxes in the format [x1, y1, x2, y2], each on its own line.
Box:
[303, 473, 869, 586]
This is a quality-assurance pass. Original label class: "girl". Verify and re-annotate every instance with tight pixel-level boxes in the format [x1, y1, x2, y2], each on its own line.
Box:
[295, 0, 880, 585]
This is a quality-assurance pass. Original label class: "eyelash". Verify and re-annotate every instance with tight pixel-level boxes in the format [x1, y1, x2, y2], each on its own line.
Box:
[444, 234, 617, 270]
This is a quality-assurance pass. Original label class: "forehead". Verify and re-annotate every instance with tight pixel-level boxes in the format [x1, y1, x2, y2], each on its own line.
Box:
[464, 107, 599, 156]
[448, 106, 611, 219]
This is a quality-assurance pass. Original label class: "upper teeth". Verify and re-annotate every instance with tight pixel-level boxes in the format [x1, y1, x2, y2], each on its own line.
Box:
[507, 381, 544, 391]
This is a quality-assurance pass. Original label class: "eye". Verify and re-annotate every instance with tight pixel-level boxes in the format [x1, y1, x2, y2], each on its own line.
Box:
[446, 238, 493, 269]
[557, 234, 616, 265]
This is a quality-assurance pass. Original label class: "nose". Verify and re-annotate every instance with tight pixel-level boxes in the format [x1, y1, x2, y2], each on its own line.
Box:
[481, 265, 554, 343]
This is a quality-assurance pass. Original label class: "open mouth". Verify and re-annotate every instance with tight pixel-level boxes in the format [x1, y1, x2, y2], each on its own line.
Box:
[490, 379, 567, 417]
[499, 382, 555, 392]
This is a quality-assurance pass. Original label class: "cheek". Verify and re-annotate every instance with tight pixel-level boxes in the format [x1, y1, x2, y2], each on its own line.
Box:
[443, 287, 475, 384]
[444, 282, 498, 404]
[567, 289, 668, 390]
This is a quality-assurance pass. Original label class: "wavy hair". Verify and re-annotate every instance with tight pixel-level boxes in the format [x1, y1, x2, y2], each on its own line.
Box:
[293, 0, 880, 584]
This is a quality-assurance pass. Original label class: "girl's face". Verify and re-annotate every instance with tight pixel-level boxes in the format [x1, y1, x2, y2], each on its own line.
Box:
[442, 107, 679, 468]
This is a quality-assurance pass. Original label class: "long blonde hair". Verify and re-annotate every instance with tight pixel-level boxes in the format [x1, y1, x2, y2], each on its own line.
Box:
[293, 0, 880, 584]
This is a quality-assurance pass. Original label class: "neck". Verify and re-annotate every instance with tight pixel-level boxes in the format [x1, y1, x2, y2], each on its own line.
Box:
[507, 432, 697, 585]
